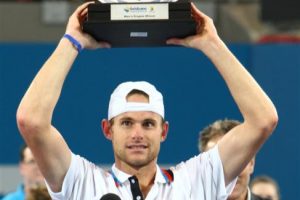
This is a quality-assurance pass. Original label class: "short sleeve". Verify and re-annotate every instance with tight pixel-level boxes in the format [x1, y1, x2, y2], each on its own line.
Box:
[174, 145, 237, 199]
[45, 153, 79, 199]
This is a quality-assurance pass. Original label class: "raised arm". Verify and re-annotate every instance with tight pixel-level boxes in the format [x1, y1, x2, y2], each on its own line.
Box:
[16, 2, 110, 192]
[167, 3, 278, 184]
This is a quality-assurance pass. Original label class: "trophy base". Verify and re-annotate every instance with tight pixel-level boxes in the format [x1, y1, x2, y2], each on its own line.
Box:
[83, 1, 196, 47]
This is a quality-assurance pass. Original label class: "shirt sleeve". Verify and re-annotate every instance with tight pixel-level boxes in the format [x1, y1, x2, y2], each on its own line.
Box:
[45, 153, 109, 200]
[45, 153, 79, 199]
[209, 145, 237, 198]
[174, 145, 237, 200]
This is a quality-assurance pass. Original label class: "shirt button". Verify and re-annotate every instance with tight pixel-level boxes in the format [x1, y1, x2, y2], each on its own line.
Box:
[131, 179, 135, 184]
[136, 195, 141, 200]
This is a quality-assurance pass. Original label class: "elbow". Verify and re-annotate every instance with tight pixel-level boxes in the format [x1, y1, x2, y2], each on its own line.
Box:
[16, 107, 47, 137]
[259, 110, 279, 138]
[16, 108, 35, 137]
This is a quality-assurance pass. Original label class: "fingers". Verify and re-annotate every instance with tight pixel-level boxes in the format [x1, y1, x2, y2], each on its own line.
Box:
[191, 3, 209, 19]
[98, 42, 111, 49]
[81, 7, 89, 17]
[74, 1, 94, 16]
[69, 2, 93, 25]
[66, 2, 112, 50]
[166, 38, 189, 47]
[82, 34, 111, 49]
[75, 2, 92, 23]
[166, 38, 182, 46]
[78, 8, 89, 24]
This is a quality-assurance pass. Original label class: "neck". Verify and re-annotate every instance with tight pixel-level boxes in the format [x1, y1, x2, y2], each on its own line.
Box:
[115, 161, 157, 198]
[228, 188, 249, 200]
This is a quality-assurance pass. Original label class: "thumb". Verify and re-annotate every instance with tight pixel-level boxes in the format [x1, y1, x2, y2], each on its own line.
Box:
[166, 38, 183, 46]
[97, 42, 111, 49]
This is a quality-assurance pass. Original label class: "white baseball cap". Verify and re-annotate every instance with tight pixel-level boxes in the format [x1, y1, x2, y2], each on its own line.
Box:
[108, 81, 164, 120]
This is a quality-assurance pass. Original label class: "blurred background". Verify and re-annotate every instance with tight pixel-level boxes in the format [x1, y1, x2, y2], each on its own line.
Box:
[0, 0, 299, 199]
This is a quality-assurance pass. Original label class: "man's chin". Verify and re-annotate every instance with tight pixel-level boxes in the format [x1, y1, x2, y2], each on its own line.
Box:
[127, 160, 148, 168]
[126, 156, 154, 168]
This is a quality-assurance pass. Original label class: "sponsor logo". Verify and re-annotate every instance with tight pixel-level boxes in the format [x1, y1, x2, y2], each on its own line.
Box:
[124, 6, 154, 13]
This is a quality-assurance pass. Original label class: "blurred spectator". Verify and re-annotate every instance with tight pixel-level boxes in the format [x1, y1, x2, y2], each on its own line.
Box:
[199, 119, 266, 200]
[250, 175, 280, 200]
[1, 144, 44, 200]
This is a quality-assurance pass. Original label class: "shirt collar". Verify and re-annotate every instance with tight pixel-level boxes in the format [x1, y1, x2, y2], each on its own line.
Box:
[111, 164, 131, 184]
[111, 164, 170, 185]
[247, 187, 251, 200]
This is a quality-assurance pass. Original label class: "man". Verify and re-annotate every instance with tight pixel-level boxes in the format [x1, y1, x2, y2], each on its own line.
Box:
[2, 145, 44, 200]
[16, 2, 278, 199]
[250, 175, 280, 200]
[199, 119, 267, 200]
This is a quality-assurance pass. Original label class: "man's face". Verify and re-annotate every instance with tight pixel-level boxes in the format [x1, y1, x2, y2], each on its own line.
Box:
[251, 182, 279, 200]
[203, 136, 254, 200]
[103, 93, 168, 170]
[19, 147, 44, 187]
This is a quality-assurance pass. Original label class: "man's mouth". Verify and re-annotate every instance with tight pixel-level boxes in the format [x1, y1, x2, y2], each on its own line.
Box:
[127, 144, 147, 149]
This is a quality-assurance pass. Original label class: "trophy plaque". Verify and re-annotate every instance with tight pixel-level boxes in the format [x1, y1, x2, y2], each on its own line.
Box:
[82, 1, 196, 47]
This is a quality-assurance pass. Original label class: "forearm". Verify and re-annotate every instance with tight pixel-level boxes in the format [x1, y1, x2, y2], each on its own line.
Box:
[18, 38, 78, 128]
[16, 2, 107, 192]
[203, 39, 277, 133]
[178, 4, 278, 185]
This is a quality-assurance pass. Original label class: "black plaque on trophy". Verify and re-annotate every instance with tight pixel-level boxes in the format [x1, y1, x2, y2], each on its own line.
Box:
[82, 1, 196, 47]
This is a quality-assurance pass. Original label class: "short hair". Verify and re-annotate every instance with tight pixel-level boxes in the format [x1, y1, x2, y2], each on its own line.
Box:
[250, 175, 280, 200]
[110, 89, 165, 126]
[126, 89, 149, 101]
[19, 143, 28, 162]
[199, 119, 241, 152]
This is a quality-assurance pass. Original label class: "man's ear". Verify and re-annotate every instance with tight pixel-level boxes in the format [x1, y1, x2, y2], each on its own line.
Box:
[249, 157, 256, 174]
[161, 121, 169, 142]
[101, 119, 112, 140]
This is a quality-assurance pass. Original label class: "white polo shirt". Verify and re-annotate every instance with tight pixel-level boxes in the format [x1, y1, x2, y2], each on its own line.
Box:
[46, 145, 236, 200]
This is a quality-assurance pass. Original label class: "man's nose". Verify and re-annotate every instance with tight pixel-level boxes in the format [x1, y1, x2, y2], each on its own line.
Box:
[131, 124, 144, 139]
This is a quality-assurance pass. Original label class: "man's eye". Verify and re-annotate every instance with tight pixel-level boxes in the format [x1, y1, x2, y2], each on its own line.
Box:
[121, 121, 132, 126]
[143, 121, 155, 128]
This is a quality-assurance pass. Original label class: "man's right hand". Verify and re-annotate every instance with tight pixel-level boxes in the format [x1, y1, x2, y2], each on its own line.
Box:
[65, 2, 111, 49]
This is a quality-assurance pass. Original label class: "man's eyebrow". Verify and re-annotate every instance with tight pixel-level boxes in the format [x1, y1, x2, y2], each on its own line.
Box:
[119, 117, 134, 121]
[143, 118, 157, 122]
[118, 117, 158, 122]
